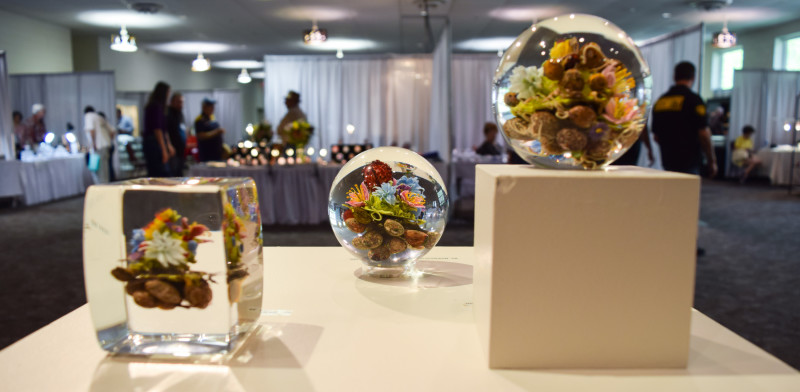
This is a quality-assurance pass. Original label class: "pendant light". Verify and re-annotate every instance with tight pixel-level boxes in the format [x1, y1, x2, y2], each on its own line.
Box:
[712, 19, 737, 49]
[237, 68, 252, 84]
[110, 26, 138, 52]
[192, 53, 211, 72]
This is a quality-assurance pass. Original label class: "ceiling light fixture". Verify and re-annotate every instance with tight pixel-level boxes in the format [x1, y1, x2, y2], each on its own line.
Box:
[336, 48, 344, 58]
[303, 20, 327, 45]
[110, 25, 138, 52]
[712, 19, 737, 48]
[192, 53, 210, 72]
[237, 68, 252, 84]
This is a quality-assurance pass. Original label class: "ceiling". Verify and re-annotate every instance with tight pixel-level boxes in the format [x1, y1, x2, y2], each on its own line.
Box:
[1, 0, 799, 64]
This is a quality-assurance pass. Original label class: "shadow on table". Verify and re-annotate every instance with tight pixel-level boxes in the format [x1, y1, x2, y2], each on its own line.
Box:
[353, 260, 474, 323]
[494, 334, 798, 389]
[355, 260, 473, 288]
[89, 323, 322, 392]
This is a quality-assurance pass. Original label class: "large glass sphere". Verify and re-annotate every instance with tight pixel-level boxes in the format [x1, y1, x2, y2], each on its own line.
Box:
[493, 14, 651, 169]
[328, 147, 449, 278]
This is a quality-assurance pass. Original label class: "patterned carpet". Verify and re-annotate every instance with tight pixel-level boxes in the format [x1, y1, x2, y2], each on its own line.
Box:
[0, 179, 797, 370]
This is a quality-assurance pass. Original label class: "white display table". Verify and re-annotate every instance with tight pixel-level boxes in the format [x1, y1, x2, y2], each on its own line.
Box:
[1, 247, 797, 391]
[0, 155, 93, 205]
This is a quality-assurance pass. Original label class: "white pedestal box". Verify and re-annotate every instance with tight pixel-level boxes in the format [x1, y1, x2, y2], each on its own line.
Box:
[473, 165, 700, 369]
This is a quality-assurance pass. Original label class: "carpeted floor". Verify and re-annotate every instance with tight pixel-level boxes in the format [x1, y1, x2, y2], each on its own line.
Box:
[0, 179, 798, 370]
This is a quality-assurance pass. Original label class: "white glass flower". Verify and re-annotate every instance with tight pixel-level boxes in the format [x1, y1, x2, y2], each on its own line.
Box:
[509, 65, 544, 100]
[143, 230, 186, 267]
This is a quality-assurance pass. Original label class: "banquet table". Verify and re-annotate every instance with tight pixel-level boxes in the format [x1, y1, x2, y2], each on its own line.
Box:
[188, 162, 452, 225]
[755, 146, 800, 185]
[188, 163, 342, 225]
[0, 155, 93, 206]
[1, 247, 797, 391]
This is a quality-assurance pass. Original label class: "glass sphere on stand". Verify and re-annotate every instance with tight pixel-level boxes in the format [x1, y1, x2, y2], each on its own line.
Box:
[328, 147, 449, 278]
[493, 13, 651, 169]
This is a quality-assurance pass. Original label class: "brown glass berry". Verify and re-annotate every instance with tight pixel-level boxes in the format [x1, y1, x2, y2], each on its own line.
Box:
[145, 279, 182, 306]
[346, 218, 367, 233]
[568, 106, 597, 129]
[504, 92, 520, 107]
[543, 59, 564, 81]
[404, 230, 428, 248]
[384, 219, 405, 236]
[589, 73, 608, 91]
[132, 291, 157, 308]
[557, 128, 588, 151]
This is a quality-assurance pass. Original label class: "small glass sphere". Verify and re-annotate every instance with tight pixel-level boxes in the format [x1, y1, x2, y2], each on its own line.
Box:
[493, 14, 651, 169]
[328, 147, 449, 278]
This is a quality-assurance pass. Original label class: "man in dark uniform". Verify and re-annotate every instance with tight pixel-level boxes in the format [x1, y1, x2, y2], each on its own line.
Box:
[652, 61, 717, 177]
[194, 97, 226, 162]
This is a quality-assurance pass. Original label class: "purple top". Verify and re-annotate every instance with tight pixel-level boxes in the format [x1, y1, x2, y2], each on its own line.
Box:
[143, 103, 166, 139]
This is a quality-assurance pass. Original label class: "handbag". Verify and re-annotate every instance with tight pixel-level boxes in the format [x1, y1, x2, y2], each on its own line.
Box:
[88, 152, 101, 172]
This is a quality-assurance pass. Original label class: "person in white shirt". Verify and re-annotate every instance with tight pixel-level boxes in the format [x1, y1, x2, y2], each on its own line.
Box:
[84, 106, 114, 183]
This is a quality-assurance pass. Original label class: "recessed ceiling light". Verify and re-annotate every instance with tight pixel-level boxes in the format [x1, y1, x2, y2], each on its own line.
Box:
[212, 60, 264, 69]
[76, 10, 181, 28]
[300, 37, 376, 51]
[455, 37, 517, 52]
[148, 41, 232, 54]
[488, 6, 566, 22]
[274, 6, 356, 21]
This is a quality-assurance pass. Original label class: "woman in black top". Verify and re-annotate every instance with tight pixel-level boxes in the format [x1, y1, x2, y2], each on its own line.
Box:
[142, 81, 174, 177]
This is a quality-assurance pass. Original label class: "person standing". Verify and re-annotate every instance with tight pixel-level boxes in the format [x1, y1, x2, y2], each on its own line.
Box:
[143, 81, 174, 177]
[194, 97, 225, 162]
[652, 61, 717, 177]
[116, 107, 134, 135]
[98, 112, 117, 182]
[19, 103, 47, 147]
[277, 91, 306, 144]
[83, 106, 114, 183]
[166, 92, 187, 175]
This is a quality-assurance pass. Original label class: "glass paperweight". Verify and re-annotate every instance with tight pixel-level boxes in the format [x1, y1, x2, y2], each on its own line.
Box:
[83, 177, 263, 357]
[493, 13, 651, 169]
[328, 147, 449, 278]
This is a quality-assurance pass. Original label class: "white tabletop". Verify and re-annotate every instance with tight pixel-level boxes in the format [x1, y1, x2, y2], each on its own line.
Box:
[1, 247, 797, 391]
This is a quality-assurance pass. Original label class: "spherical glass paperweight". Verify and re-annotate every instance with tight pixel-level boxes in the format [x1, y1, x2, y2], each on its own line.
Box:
[493, 14, 651, 169]
[328, 147, 449, 278]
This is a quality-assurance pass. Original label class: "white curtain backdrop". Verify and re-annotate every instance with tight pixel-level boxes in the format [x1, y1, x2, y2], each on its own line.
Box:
[181, 89, 244, 147]
[451, 54, 499, 153]
[638, 24, 703, 170]
[263, 54, 440, 154]
[0, 52, 13, 160]
[428, 26, 451, 162]
[8, 72, 116, 146]
[730, 70, 800, 150]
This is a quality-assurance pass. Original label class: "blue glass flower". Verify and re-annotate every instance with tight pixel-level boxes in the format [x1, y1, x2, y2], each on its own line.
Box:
[188, 240, 198, 255]
[373, 182, 398, 205]
[129, 229, 145, 251]
[397, 176, 424, 195]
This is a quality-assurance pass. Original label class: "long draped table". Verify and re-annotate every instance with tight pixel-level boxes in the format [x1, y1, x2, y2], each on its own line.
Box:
[0, 155, 93, 205]
[188, 163, 342, 225]
[188, 162, 452, 225]
[1, 247, 798, 391]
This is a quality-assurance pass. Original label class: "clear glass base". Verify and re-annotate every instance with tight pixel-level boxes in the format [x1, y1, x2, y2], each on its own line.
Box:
[97, 323, 254, 357]
[360, 261, 418, 278]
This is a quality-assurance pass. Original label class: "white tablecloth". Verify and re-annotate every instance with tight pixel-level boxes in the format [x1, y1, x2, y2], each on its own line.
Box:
[1, 247, 798, 391]
[756, 146, 800, 185]
[188, 163, 345, 225]
[0, 155, 93, 205]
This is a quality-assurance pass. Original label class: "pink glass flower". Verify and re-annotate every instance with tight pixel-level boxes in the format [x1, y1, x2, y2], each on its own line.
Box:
[603, 98, 639, 125]
[400, 190, 425, 209]
[346, 182, 370, 207]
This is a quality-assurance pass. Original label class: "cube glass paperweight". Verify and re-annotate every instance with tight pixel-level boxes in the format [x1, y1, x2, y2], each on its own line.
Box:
[83, 177, 263, 357]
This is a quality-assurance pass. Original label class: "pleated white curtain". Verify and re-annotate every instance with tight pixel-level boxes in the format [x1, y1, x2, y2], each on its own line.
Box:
[181, 89, 243, 147]
[0, 52, 13, 160]
[263, 55, 439, 154]
[8, 72, 116, 146]
[730, 70, 800, 149]
[451, 54, 499, 153]
[638, 24, 703, 169]
[428, 27, 451, 161]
